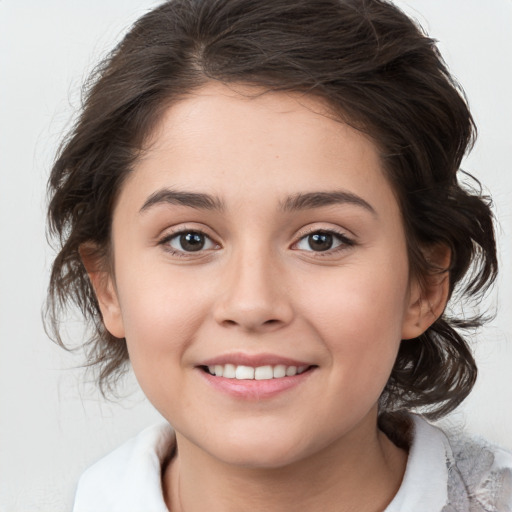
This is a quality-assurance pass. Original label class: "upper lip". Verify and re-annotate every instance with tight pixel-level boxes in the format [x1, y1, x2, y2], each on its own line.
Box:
[199, 353, 314, 368]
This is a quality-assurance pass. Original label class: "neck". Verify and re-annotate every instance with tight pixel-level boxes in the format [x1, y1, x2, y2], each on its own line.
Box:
[163, 413, 407, 512]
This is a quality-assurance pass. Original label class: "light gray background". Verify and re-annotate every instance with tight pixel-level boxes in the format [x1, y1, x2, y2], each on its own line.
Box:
[0, 1, 511, 510]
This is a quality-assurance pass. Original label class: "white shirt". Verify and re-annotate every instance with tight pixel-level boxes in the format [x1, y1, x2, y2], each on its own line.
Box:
[73, 415, 512, 512]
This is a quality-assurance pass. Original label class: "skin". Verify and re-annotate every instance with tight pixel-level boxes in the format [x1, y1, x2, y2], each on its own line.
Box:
[87, 82, 449, 512]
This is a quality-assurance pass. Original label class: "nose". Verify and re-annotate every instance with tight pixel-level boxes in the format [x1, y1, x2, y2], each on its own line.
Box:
[213, 247, 294, 333]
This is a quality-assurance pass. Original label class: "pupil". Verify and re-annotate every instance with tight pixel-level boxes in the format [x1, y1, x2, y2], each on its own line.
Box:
[180, 232, 205, 251]
[309, 233, 333, 251]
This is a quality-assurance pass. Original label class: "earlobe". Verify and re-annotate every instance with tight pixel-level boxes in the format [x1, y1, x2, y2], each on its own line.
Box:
[79, 244, 125, 339]
[401, 245, 451, 340]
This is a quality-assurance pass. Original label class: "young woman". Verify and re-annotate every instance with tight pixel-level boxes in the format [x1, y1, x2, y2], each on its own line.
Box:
[46, 0, 512, 510]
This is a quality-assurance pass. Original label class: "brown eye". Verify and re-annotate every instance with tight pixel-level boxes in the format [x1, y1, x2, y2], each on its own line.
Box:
[308, 232, 333, 251]
[180, 232, 205, 251]
[294, 230, 353, 253]
[165, 230, 216, 253]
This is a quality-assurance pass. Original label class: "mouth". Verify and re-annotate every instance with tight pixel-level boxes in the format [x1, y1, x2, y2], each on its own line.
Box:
[196, 354, 317, 399]
[200, 363, 314, 380]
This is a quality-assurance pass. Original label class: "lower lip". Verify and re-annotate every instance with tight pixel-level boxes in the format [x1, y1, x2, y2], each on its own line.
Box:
[198, 368, 315, 400]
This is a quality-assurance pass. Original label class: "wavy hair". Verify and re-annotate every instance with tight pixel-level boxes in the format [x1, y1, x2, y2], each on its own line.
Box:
[47, 0, 497, 418]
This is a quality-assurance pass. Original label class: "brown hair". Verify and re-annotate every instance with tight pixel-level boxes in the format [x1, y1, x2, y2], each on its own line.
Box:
[46, 0, 497, 419]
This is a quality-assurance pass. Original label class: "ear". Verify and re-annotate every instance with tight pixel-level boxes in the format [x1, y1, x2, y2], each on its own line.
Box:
[79, 243, 125, 339]
[401, 245, 451, 340]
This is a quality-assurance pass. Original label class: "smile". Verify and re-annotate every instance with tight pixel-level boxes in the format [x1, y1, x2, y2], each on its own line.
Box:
[198, 354, 317, 399]
[205, 364, 310, 380]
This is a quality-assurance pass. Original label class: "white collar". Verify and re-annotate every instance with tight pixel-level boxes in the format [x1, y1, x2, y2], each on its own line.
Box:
[73, 422, 174, 512]
[74, 415, 452, 512]
[384, 415, 450, 511]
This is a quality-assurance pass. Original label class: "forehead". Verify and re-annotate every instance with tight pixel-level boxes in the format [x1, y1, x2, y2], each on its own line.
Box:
[146, 82, 366, 154]
[121, 82, 398, 216]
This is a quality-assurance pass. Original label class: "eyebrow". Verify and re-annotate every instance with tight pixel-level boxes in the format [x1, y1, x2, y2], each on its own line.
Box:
[140, 189, 225, 213]
[281, 191, 376, 215]
[139, 188, 376, 216]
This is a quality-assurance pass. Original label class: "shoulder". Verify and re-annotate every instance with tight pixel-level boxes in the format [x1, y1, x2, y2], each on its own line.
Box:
[443, 424, 512, 511]
[386, 415, 512, 512]
[72, 423, 174, 512]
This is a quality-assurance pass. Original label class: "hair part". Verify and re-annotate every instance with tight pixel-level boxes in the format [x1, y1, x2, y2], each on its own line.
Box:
[47, 0, 497, 418]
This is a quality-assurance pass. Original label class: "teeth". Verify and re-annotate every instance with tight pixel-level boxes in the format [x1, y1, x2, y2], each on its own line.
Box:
[223, 364, 236, 378]
[254, 365, 273, 380]
[273, 365, 286, 378]
[206, 363, 309, 380]
[286, 366, 297, 376]
[235, 365, 255, 380]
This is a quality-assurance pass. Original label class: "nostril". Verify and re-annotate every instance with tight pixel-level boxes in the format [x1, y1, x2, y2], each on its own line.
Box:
[220, 317, 283, 331]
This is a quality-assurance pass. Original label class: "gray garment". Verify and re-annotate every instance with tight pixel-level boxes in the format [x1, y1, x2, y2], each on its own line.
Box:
[442, 434, 512, 511]
[384, 415, 511, 511]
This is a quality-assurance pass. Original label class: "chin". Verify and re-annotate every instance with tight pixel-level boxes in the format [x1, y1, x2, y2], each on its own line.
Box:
[216, 443, 307, 469]
[202, 426, 327, 470]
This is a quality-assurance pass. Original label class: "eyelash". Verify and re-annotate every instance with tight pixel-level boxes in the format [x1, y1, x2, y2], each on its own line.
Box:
[158, 228, 219, 258]
[293, 228, 355, 257]
[157, 227, 355, 257]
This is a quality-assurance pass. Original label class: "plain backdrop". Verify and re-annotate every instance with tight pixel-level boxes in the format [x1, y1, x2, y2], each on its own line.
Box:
[0, 1, 511, 510]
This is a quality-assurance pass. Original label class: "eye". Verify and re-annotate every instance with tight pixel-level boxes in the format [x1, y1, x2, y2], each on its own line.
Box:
[163, 230, 217, 253]
[294, 230, 352, 252]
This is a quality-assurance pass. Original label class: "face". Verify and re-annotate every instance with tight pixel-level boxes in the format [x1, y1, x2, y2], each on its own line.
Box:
[96, 82, 427, 468]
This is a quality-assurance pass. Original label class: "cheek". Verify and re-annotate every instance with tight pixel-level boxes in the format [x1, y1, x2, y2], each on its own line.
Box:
[300, 258, 409, 379]
[114, 263, 209, 371]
